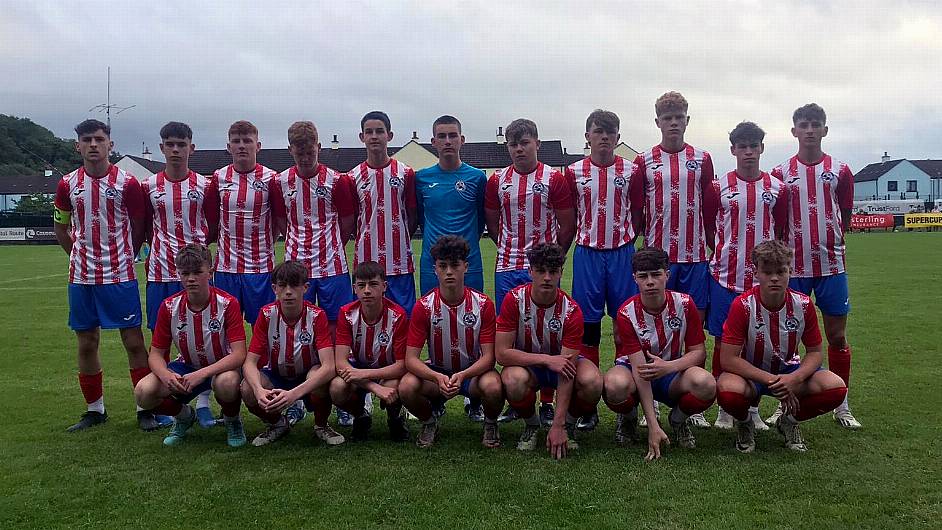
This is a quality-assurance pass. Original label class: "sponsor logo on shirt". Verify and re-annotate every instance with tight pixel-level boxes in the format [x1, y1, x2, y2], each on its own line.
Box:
[784, 317, 799, 332]
[315, 185, 329, 199]
[819, 171, 836, 183]
[208, 318, 222, 333]
[761, 191, 774, 204]
[547, 317, 562, 333]
[388, 176, 403, 188]
[104, 187, 119, 200]
[613, 176, 626, 188]
[298, 331, 313, 345]
[454, 180, 465, 192]
[251, 179, 267, 192]
[187, 190, 203, 201]
[462, 313, 477, 327]
[378, 331, 390, 346]
[531, 183, 547, 195]
[668, 316, 682, 330]
[686, 160, 701, 171]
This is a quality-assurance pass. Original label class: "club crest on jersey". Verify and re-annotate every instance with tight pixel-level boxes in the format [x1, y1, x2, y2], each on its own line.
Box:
[819, 171, 836, 183]
[547, 317, 562, 333]
[761, 191, 774, 204]
[208, 318, 222, 333]
[462, 313, 478, 327]
[668, 316, 682, 330]
[251, 179, 267, 192]
[614, 176, 626, 188]
[388, 176, 403, 188]
[378, 331, 390, 346]
[454, 180, 466, 192]
[315, 185, 329, 199]
[298, 331, 313, 345]
[104, 187, 119, 200]
[531, 182, 547, 195]
[187, 190, 203, 201]
[686, 160, 701, 171]
[784, 317, 800, 332]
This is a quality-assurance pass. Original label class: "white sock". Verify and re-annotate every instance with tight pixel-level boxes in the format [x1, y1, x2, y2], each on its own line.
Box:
[748, 405, 759, 414]
[196, 391, 211, 409]
[87, 397, 105, 414]
[464, 397, 472, 406]
[836, 393, 850, 412]
[136, 405, 145, 412]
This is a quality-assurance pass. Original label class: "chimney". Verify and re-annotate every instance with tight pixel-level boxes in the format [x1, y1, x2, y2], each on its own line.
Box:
[142, 144, 152, 161]
[412, 131, 419, 141]
[496, 126, 505, 145]
[44, 169, 53, 177]
[331, 134, 339, 150]
[583, 142, 590, 156]
[881, 151, 890, 163]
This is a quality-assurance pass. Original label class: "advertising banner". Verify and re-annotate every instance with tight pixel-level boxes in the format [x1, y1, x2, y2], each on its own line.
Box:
[850, 214, 894, 229]
[0, 227, 26, 241]
[904, 213, 942, 228]
[24, 226, 57, 241]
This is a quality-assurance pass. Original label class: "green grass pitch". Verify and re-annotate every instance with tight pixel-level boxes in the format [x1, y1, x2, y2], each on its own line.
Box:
[0, 233, 940, 528]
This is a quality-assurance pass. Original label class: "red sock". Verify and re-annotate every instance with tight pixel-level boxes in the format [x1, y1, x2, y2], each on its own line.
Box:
[508, 392, 537, 419]
[309, 393, 332, 427]
[155, 398, 183, 417]
[129, 367, 150, 388]
[717, 391, 750, 421]
[570, 394, 598, 417]
[828, 344, 852, 386]
[678, 392, 713, 415]
[711, 343, 723, 377]
[580, 345, 600, 367]
[795, 387, 848, 421]
[604, 394, 637, 414]
[78, 371, 103, 404]
[540, 387, 554, 404]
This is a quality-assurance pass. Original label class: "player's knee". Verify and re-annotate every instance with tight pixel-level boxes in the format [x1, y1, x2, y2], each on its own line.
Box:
[328, 376, 349, 401]
[500, 367, 531, 398]
[576, 363, 603, 395]
[716, 372, 748, 394]
[398, 373, 421, 398]
[816, 369, 848, 391]
[212, 370, 241, 397]
[688, 367, 717, 398]
[477, 371, 503, 399]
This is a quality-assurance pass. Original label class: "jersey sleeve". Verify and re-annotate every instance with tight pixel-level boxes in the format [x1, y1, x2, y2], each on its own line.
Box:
[248, 311, 271, 359]
[403, 167, 417, 210]
[202, 177, 220, 228]
[561, 304, 584, 350]
[484, 174, 499, 210]
[615, 310, 641, 357]
[702, 177, 720, 238]
[123, 178, 146, 221]
[333, 173, 356, 217]
[720, 297, 748, 346]
[334, 308, 353, 347]
[628, 162, 644, 213]
[224, 298, 246, 343]
[54, 178, 72, 212]
[392, 311, 409, 360]
[772, 184, 789, 230]
[313, 309, 333, 351]
[836, 164, 855, 210]
[268, 179, 286, 220]
[801, 300, 823, 348]
[406, 302, 430, 349]
[549, 170, 574, 209]
[496, 293, 519, 332]
[478, 298, 497, 345]
[151, 302, 173, 350]
[683, 299, 707, 348]
[564, 166, 579, 213]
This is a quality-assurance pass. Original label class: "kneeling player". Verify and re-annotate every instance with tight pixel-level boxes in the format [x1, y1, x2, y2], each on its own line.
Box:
[134, 244, 248, 447]
[603, 247, 716, 460]
[399, 236, 503, 448]
[242, 260, 343, 446]
[716, 240, 847, 453]
[330, 261, 410, 442]
[497, 243, 603, 460]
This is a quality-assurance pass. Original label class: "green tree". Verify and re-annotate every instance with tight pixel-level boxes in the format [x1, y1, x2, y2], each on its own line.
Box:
[12, 193, 54, 215]
[0, 115, 82, 176]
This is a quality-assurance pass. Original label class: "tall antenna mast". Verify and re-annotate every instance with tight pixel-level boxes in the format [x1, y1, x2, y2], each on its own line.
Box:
[88, 66, 135, 128]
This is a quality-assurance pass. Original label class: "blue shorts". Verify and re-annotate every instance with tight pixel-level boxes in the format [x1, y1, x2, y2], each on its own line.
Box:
[167, 360, 215, 403]
[572, 244, 638, 322]
[261, 368, 307, 391]
[213, 271, 274, 324]
[425, 363, 474, 397]
[666, 262, 710, 310]
[494, 269, 532, 314]
[525, 356, 588, 390]
[145, 281, 182, 331]
[420, 269, 485, 296]
[749, 363, 822, 397]
[385, 273, 416, 316]
[614, 357, 681, 407]
[68, 280, 142, 331]
[304, 274, 355, 321]
[789, 273, 850, 316]
[707, 276, 739, 338]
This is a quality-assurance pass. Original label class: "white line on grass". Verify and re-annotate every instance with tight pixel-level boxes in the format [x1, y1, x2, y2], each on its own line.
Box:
[0, 273, 67, 284]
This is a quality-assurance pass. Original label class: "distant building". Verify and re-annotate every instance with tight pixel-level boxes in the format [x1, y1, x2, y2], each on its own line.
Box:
[855, 156, 942, 203]
[0, 174, 58, 212]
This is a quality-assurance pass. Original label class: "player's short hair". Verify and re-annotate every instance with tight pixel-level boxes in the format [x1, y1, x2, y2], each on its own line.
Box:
[751, 240, 794, 270]
[433, 115, 462, 134]
[160, 121, 193, 140]
[174, 243, 212, 273]
[353, 261, 385, 282]
[586, 109, 619, 133]
[655, 91, 689, 116]
[527, 243, 566, 271]
[430, 235, 469, 263]
[228, 120, 258, 138]
[287, 121, 319, 148]
[505, 118, 539, 143]
[792, 103, 827, 125]
[632, 247, 670, 273]
[361, 111, 391, 132]
[271, 260, 308, 287]
[75, 119, 110, 138]
[729, 121, 765, 145]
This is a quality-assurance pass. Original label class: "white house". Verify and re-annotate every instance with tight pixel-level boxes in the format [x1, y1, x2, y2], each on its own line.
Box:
[855, 156, 942, 203]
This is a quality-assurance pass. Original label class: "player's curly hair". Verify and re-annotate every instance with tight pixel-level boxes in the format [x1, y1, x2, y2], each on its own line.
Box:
[655, 91, 688, 116]
[228, 120, 258, 138]
[160, 122, 192, 140]
[505, 118, 539, 143]
[288, 121, 319, 148]
[75, 119, 110, 137]
[174, 244, 212, 273]
[586, 109, 619, 133]
[792, 103, 827, 125]
[430, 235, 469, 263]
[632, 247, 669, 273]
[751, 240, 794, 270]
[527, 243, 566, 271]
[729, 121, 765, 146]
[353, 261, 385, 282]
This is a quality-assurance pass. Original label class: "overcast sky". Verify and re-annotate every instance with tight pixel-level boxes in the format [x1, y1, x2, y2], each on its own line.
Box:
[2, 1, 939, 174]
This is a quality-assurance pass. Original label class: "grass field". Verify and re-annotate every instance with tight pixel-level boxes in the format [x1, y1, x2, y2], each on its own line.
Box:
[1, 233, 940, 529]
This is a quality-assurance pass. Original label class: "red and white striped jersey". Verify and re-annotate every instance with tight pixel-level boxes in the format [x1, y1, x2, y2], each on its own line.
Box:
[566, 156, 643, 249]
[350, 159, 416, 276]
[772, 155, 854, 277]
[214, 164, 277, 274]
[496, 285, 583, 355]
[248, 301, 333, 379]
[614, 290, 705, 361]
[721, 286, 822, 374]
[54, 165, 145, 284]
[708, 171, 787, 293]
[407, 287, 496, 372]
[271, 164, 356, 278]
[335, 298, 408, 369]
[634, 144, 716, 263]
[484, 163, 574, 272]
[142, 171, 219, 282]
[152, 287, 246, 370]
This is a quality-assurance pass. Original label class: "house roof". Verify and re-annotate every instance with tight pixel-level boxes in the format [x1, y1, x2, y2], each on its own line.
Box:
[0, 174, 59, 195]
[125, 155, 166, 174]
[911, 160, 942, 178]
[855, 159, 942, 183]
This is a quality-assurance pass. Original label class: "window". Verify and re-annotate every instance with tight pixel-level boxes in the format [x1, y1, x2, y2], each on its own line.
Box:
[907, 180, 918, 192]
[887, 180, 898, 192]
